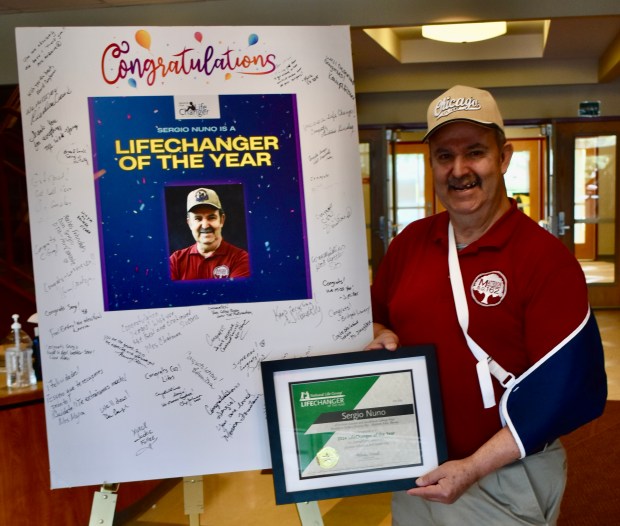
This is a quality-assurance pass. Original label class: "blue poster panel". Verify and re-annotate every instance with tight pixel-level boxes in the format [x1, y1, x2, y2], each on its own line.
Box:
[89, 94, 311, 310]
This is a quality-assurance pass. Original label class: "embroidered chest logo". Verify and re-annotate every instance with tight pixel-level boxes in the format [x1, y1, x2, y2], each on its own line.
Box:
[213, 265, 230, 279]
[471, 271, 507, 307]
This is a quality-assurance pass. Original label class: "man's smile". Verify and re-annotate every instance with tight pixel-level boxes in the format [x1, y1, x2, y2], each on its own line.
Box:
[448, 176, 481, 191]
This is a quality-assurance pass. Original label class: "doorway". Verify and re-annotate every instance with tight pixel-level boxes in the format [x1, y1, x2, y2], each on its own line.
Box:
[360, 126, 550, 278]
[554, 120, 620, 307]
[360, 121, 620, 307]
[359, 128, 389, 280]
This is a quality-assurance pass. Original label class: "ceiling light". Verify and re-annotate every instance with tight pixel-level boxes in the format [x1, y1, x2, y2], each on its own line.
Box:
[422, 22, 507, 43]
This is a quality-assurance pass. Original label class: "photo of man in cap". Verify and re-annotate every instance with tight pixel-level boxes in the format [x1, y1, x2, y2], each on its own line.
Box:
[169, 187, 250, 280]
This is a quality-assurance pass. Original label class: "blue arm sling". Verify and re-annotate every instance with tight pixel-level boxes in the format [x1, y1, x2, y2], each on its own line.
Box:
[448, 222, 607, 457]
[500, 310, 607, 456]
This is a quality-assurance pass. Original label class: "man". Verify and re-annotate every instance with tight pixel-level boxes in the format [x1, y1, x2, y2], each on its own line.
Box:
[367, 86, 606, 525]
[169, 187, 250, 280]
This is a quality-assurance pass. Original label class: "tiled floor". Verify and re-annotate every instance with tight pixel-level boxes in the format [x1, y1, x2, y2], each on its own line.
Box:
[126, 309, 620, 526]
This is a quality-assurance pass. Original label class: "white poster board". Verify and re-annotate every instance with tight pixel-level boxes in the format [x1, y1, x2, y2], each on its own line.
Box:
[14, 26, 372, 488]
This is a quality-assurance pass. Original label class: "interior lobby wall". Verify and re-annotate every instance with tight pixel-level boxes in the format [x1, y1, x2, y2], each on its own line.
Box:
[356, 80, 620, 128]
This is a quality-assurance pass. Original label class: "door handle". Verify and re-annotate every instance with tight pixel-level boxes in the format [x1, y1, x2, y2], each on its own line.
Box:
[378, 215, 386, 241]
[558, 211, 571, 236]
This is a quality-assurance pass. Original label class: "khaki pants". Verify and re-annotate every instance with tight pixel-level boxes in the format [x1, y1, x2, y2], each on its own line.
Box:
[392, 440, 567, 526]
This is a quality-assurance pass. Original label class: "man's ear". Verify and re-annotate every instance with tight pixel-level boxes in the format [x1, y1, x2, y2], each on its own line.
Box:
[501, 142, 514, 175]
[220, 212, 226, 227]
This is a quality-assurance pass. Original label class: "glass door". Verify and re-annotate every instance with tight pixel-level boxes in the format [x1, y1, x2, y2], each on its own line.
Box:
[359, 128, 389, 280]
[389, 128, 546, 237]
[390, 141, 435, 238]
[554, 120, 620, 307]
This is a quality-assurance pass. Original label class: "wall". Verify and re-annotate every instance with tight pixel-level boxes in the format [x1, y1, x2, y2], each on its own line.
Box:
[356, 81, 620, 127]
[1, 0, 620, 87]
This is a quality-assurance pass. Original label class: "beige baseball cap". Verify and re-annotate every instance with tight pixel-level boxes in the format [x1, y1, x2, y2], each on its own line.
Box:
[424, 85, 504, 141]
[186, 187, 222, 212]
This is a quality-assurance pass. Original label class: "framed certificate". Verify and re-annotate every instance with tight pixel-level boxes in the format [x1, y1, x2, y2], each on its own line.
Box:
[260, 346, 447, 504]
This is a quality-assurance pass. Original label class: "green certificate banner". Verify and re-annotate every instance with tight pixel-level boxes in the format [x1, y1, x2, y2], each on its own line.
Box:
[290, 372, 421, 478]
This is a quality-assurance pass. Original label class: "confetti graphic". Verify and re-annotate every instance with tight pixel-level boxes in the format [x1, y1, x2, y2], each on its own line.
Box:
[135, 29, 151, 50]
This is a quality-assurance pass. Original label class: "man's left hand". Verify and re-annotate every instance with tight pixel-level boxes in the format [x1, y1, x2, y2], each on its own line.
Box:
[407, 426, 521, 504]
[406, 458, 480, 504]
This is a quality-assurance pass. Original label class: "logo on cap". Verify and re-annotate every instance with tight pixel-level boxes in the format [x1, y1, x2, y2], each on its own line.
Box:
[195, 189, 210, 203]
[187, 187, 222, 212]
[434, 96, 482, 119]
[424, 85, 504, 141]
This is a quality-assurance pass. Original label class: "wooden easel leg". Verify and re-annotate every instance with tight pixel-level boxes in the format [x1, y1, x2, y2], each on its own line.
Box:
[88, 483, 119, 526]
[183, 476, 204, 526]
[296, 501, 324, 526]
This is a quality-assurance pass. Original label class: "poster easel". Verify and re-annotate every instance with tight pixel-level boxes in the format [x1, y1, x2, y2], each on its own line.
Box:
[88, 480, 323, 525]
[183, 476, 204, 526]
[88, 484, 119, 526]
[296, 501, 324, 525]
[16, 27, 371, 523]
[16, 24, 371, 492]
[88, 479, 204, 525]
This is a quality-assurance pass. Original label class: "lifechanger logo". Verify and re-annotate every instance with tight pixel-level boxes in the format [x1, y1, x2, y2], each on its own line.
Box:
[173, 95, 221, 120]
[101, 30, 277, 86]
[299, 391, 345, 408]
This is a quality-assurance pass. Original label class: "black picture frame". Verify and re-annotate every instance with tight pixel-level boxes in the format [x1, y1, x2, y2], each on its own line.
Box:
[260, 346, 447, 504]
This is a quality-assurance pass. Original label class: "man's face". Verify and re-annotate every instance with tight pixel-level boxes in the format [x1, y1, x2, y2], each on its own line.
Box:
[187, 205, 225, 255]
[429, 121, 513, 221]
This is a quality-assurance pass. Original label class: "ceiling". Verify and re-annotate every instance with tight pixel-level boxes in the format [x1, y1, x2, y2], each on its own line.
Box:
[0, 0, 619, 95]
[0, 0, 196, 12]
[351, 17, 620, 93]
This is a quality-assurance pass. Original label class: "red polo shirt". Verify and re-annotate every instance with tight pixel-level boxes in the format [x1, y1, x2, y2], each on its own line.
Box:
[169, 240, 250, 281]
[371, 201, 588, 459]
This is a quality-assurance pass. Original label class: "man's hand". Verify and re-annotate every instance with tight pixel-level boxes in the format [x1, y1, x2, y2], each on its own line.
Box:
[364, 322, 399, 351]
[408, 427, 521, 504]
[407, 458, 480, 504]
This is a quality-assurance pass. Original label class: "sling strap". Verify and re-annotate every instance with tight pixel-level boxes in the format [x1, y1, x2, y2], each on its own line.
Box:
[448, 222, 515, 408]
